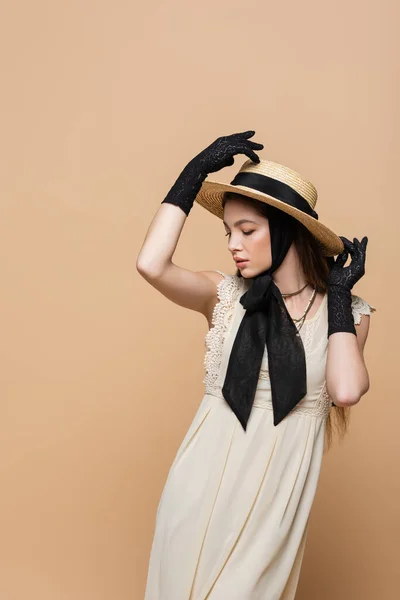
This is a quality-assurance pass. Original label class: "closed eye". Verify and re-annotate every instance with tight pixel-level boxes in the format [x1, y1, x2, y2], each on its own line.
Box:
[225, 231, 254, 238]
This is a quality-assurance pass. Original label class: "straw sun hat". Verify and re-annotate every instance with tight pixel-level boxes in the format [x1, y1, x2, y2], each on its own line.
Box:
[194, 158, 344, 256]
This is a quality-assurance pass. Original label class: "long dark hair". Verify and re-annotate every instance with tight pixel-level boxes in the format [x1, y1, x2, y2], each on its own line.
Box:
[222, 191, 350, 451]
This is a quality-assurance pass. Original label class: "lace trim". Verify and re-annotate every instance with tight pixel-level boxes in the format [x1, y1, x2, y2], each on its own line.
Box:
[203, 272, 241, 395]
[351, 294, 377, 325]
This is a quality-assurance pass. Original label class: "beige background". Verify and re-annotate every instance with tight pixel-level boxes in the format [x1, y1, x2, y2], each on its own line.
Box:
[0, 1, 397, 598]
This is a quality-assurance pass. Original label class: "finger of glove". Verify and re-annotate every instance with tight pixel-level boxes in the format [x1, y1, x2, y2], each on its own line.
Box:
[249, 141, 264, 150]
[339, 236, 352, 246]
[231, 140, 261, 162]
[354, 238, 367, 269]
[340, 236, 356, 255]
[352, 237, 361, 255]
[352, 239, 363, 264]
[230, 130, 256, 139]
[353, 237, 365, 253]
[353, 238, 365, 264]
[360, 236, 368, 252]
[244, 148, 261, 162]
[335, 250, 349, 269]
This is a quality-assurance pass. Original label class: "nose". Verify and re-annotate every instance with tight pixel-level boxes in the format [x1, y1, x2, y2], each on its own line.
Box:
[227, 233, 242, 252]
[229, 243, 242, 255]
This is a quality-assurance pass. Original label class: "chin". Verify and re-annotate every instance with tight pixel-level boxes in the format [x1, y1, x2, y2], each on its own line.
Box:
[243, 266, 267, 279]
[238, 267, 252, 278]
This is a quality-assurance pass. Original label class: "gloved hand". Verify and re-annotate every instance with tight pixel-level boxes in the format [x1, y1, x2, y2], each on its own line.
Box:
[161, 130, 264, 216]
[327, 236, 368, 337]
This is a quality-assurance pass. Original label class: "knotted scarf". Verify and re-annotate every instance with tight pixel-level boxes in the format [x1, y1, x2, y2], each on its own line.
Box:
[222, 206, 310, 430]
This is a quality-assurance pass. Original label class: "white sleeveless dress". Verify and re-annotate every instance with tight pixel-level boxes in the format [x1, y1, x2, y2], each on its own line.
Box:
[144, 271, 376, 600]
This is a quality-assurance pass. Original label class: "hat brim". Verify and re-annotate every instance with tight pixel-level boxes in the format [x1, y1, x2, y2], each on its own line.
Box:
[195, 181, 344, 257]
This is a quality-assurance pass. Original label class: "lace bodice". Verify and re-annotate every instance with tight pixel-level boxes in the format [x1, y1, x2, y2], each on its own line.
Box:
[203, 273, 242, 395]
[203, 271, 376, 419]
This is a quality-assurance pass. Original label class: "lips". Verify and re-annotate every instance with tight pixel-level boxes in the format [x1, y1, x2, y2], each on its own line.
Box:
[235, 259, 248, 266]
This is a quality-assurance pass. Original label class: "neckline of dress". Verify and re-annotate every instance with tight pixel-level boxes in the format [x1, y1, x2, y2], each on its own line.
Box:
[240, 277, 327, 325]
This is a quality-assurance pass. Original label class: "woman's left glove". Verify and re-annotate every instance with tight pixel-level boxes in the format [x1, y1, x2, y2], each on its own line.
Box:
[327, 236, 368, 337]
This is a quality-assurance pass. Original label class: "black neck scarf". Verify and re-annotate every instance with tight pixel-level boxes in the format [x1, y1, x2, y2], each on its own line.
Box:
[221, 207, 308, 430]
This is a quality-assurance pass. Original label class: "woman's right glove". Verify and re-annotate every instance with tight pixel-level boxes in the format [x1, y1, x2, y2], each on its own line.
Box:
[327, 236, 368, 338]
[161, 130, 264, 216]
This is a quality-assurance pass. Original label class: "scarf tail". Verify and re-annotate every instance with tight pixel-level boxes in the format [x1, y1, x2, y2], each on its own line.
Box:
[222, 311, 267, 431]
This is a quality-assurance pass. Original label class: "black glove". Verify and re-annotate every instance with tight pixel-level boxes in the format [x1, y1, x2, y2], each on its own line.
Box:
[327, 236, 368, 338]
[161, 130, 264, 216]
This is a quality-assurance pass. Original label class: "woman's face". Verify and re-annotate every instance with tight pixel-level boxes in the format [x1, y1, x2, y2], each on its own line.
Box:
[223, 197, 272, 277]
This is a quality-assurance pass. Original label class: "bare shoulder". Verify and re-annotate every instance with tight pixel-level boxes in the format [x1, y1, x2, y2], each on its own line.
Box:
[200, 270, 226, 286]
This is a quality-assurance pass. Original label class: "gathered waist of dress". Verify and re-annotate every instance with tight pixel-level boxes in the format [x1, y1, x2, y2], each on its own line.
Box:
[205, 381, 333, 419]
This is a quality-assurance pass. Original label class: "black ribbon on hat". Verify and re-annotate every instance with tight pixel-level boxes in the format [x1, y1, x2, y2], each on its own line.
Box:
[230, 172, 319, 220]
[221, 176, 318, 430]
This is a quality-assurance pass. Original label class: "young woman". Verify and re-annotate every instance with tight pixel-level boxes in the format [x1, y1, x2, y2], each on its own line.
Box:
[137, 131, 376, 599]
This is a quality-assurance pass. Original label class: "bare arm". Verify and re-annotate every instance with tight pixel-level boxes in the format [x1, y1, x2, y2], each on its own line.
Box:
[325, 314, 370, 406]
[136, 203, 222, 321]
[136, 203, 187, 277]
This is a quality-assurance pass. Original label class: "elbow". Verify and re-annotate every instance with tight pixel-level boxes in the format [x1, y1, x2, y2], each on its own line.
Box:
[136, 263, 149, 281]
[136, 260, 149, 274]
[136, 261, 169, 281]
[136, 255, 151, 273]
[136, 260, 158, 278]
[335, 396, 360, 408]
[327, 366, 370, 407]
[331, 394, 360, 408]
[331, 380, 370, 407]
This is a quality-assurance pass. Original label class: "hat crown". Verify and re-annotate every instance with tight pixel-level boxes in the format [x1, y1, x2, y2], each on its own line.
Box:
[239, 159, 318, 210]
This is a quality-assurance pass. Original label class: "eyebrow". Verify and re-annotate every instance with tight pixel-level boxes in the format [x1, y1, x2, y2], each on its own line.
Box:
[223, 219, 258, 228]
